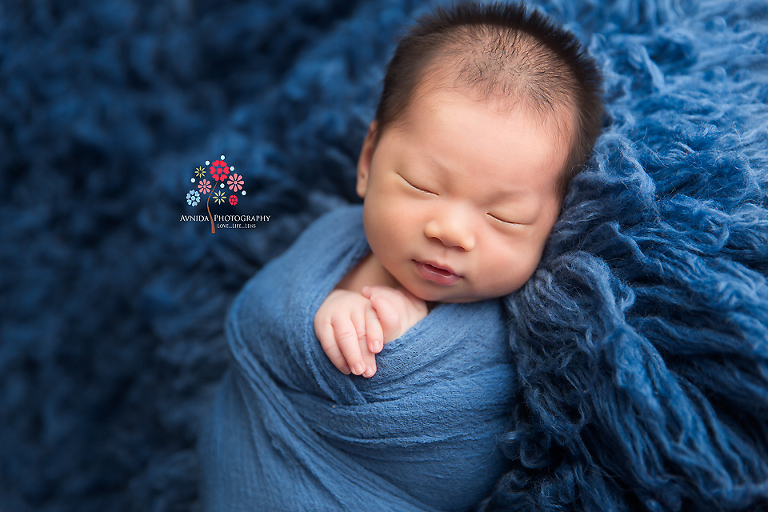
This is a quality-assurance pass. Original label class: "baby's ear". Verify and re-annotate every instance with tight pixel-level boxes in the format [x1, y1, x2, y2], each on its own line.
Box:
[356, 121, 378, 198]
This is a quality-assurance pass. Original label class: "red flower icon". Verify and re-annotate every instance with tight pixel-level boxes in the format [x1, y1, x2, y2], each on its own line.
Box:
[198, 179, 212, 195]
[229, 195, 238, 206]
[210, 159, 230, 181]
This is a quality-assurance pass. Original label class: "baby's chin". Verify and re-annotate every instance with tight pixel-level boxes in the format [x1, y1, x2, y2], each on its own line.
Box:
[407, 286, 502, 304]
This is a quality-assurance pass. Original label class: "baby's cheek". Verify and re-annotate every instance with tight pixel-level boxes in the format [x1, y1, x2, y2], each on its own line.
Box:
[483, 246, 539, 296]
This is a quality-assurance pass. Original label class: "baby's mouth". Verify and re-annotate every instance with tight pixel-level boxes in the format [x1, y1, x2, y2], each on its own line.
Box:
[415, 261, 461, 285]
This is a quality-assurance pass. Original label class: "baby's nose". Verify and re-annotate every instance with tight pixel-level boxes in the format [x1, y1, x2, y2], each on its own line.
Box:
[424, 213, 475, 251]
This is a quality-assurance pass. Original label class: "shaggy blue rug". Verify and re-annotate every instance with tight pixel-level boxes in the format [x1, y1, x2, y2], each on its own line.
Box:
[1, 0, 766, 511]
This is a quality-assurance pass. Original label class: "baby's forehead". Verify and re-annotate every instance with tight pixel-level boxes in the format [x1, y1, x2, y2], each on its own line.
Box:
[405, 71, 576, 150]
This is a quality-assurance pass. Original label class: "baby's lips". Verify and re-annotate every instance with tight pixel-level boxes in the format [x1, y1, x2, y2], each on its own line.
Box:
[415, 260, 461, 285]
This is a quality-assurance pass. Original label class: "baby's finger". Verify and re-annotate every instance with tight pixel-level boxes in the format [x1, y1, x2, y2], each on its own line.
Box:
[316, 321, 350, 374]
[369, 294, 402, 342]
[361, 285, 394, 300]
[331, 313, 366, 376]
[360, 341, 377, 378]
[352, 308, 377, 377]
[365, 301, 384, 353]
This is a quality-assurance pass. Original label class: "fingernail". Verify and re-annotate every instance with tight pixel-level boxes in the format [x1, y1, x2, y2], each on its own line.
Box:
[354, 363, 364, 375]
[341, 364, 350, 374]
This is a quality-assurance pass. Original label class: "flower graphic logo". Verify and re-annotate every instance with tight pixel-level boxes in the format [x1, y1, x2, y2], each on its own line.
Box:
[227, 173, 244, 192]
[186, 190, 200, 206]
[186, 154, 246, 233]
[197, 179, 211, 195]
[210, 159, 230, 181]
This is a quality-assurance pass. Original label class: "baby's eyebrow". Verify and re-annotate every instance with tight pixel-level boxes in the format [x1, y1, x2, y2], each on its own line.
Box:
[423, 155, 452, 177]
[487, 186, 531, 200]
[474, 183, 537, 206]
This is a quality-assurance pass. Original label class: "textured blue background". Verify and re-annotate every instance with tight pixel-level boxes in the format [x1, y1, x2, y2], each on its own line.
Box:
[1, 0, 767, 510]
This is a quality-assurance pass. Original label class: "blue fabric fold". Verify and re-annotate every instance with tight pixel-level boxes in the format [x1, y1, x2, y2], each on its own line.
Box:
[199, 205, 516, 511]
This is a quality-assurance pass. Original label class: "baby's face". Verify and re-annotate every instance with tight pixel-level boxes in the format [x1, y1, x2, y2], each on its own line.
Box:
[356, 83, 570, 303]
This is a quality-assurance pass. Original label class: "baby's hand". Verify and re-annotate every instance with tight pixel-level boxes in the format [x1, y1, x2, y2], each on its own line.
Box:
[314, 286, 428, 378]
[361, 285, 428, 351]
[314, 289, 383, 378]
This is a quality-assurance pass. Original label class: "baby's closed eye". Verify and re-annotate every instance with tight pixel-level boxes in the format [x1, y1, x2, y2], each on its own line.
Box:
[487, 212, 520, 225]
[398, 173, 437, 196]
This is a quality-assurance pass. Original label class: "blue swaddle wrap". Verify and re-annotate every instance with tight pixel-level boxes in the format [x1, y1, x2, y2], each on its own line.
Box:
[199, 205, 516, 511]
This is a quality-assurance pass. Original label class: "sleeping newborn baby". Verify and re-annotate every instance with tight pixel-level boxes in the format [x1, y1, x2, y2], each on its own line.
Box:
[315, 1, 603, 378]
[199, 2, 603, 511]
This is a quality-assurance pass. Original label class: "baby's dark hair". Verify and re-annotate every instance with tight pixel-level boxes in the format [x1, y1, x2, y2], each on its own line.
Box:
[375, 1, 604, 196]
